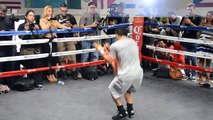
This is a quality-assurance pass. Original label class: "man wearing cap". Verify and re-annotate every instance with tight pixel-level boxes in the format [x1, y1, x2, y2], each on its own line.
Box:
[55, 3, 78, 80]
[79, 2, 101, 79]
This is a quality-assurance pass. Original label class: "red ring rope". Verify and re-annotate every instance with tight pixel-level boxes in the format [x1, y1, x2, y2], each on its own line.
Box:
[142, 56, 213, 73]
[0, 60, 106, 78]
[1, 17, 212, 79]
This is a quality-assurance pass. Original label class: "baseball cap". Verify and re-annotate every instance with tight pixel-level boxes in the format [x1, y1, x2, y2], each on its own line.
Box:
[88, 2, 96, 7]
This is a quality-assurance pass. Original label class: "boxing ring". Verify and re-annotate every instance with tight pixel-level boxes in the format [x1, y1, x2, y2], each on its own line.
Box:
[0, 17, 213, 80]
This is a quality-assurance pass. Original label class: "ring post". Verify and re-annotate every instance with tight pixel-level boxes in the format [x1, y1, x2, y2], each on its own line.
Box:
[132, 16, 144, 62]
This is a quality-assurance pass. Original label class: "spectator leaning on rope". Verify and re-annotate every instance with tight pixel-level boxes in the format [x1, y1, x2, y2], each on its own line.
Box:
[196, 11, 213, 87]
[79, 2, 100, 61]
[18, 9, 44, 89]
[0, 5, 16, 89]
[142, 16, 159, 70]
[181, 3, 202, 81]
[79, 2, 101, 76]
[55, 3, 78, 80]
[39, 5, 71, 83]
[167, 11, 183, 37]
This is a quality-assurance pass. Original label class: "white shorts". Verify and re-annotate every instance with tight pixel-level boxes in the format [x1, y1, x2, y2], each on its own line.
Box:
[108, 76, 137, 99]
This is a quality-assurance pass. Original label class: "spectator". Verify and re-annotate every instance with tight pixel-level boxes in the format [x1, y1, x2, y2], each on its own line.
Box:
[159, 17, 169, 35]
[79, 2, 100, 76]
[166, 12, 186, 79]
[155, 40, 171, 61]
[166, 12, 185, 63]
[39, 5, 71, 83]
[196, 11, 213, 87]
[0, 5, 15, 88]
[55, 3, 78, 80]
[168, 11, 183, 37]
[18, 10, 43, 89]
[181, 3, 202, 80]
[142, 16, 159, 70]
[153, 40, 171, 78]
[106, 2, 130, 44]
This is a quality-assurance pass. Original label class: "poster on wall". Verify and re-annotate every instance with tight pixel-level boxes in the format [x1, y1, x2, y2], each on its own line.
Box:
[25, 0, 65, 8]
[193, 0, 213, 7]
[67, 0, 82, 9]
[67, 0, 104, 9]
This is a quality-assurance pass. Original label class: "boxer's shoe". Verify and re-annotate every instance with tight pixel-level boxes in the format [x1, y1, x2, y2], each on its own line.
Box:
[112, 110, 128, 120]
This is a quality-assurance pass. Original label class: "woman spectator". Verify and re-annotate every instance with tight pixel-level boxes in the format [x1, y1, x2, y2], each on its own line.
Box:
[18, 10, 43, 89]
[39, 6, 71, 83]
[197, 11, 213, 87]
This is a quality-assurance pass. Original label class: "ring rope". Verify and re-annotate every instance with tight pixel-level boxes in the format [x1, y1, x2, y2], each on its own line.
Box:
[0, 39, 49, 46]
[0, 23, 132, 36]
[142, 56, 213, 73]
[0, 21, 213, 79]
[0, 22, 212, 37]
[144, 22, 213, 32]
[0, 49, 96, 62]
[0, 60, 106, 78]
[143, 33, 213, 45]
[146, 45, 213, 60]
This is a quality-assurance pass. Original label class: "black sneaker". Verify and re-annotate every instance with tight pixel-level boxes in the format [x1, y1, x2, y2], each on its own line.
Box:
[112, 111, 128, 120]
[70, 71, 78, 80]
[62, 70, 68, 80]
[127, 109, 135, 118]
[201, 83, 211, 88]
[35, 84, 43, 90]
[66, 70, 72, 76]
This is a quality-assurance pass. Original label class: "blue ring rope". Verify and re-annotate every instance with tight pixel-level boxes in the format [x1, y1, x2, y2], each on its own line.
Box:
[0, 22, 212, 36]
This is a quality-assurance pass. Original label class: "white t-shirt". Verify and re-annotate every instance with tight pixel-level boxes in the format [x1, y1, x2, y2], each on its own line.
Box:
[110, 37, 143, 85]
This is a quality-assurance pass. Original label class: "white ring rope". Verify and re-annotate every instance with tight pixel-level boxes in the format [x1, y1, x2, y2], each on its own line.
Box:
[0, 35, 116, 46]
[0, 33, 135, 46]
[52, 48, 96, 57]
[0, 49, 97, 62]
[143, 33, 213, 45]
[54, 35, 116, 43]
[0, 53, 49, 62]
[0, 31, 211, 62]
[146, 45, 213, 60]
[0, 39, 49, 46]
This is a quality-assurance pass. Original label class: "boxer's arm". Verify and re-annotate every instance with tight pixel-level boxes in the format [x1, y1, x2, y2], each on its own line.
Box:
[102, 52, 118, 76]
[94, 43, 118, 75]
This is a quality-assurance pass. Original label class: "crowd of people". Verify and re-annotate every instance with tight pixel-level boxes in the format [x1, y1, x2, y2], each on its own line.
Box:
[0, 2, 130, 93]
[0, 2, 212, 93]
[0, 2, 212, 120]
[143, 3, 213, 88]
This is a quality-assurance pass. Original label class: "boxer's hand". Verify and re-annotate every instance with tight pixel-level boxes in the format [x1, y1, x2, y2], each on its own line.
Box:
[104, 43, 110, 52]
[94, 42, 106, 55]
[93, 42, 102, 50]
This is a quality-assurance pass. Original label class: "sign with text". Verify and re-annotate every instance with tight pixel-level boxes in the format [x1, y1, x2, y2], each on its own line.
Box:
[132, 16, 144, 62]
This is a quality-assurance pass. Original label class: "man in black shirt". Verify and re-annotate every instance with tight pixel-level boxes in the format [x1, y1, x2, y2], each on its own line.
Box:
[55, 3, 78, 80]
[181, 3, 202, 80]
[0, 5, 15, 86]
